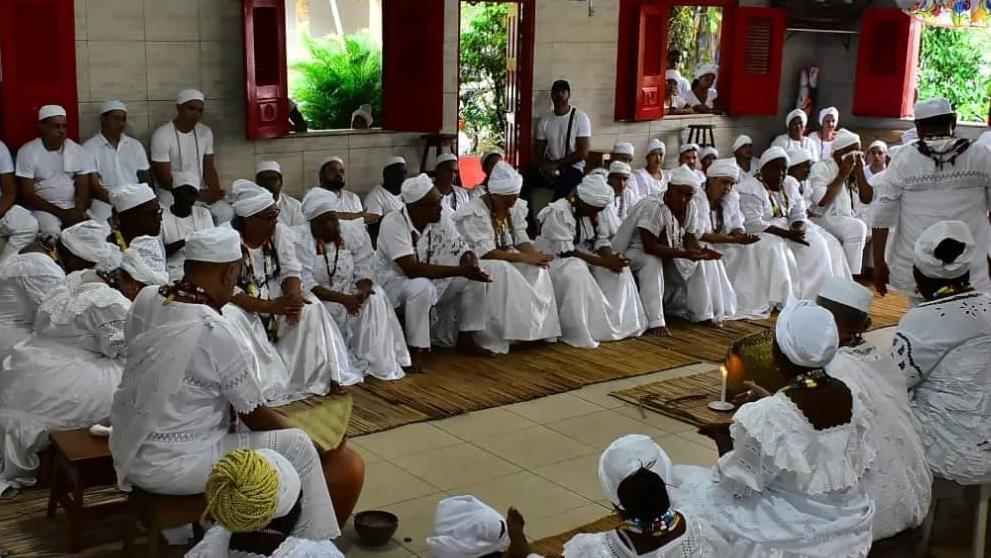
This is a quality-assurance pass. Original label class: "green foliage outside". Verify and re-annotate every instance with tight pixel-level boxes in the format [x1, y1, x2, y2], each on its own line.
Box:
[918, 26, 991, 123]
[290, 31, 382, 130]
[668, 7, 723, 80]
[459, 3, 509, 154]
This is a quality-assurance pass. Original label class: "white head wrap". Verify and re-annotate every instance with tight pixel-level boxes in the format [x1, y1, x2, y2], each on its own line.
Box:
[786, 108, 808, 128]
[608, 161, 632, 177]
[775, 300, 839, 368]
[487, 161, 522, 195]
[913, 220, 975, 280]
[612, 142, 635, 156]
[319, 156, 344, 171]
[693, 63, 718, 81]
[435, 153, 459, 168]
[732, 135, 753, 153]
[868, 140, 888, 153]
[60, 221, 122, 272]
[301, 188, 340, 221]
[914, 98, 954, 120]
[425, 496, 508, 558]
[664, 69, 681, 81]
[385, 156, 407, 168]
[679, 143, 699, 155]
[351, 103, 373, 126]
[231, 179, 275, 217]
[577, 173, 614, 208]
[110, 183, 157, 213]
[256, 449, 302, 520]
[121, 235, 169, 286]
[646, 138, 666, 155]
[255, 160, 282, 175]
[759, 146, 790, 169]
[831, 129, 861, 153]
[700, 146, 719, 160]
[176, 89, 205, 105]
[100, 100, 127, 115]
[786, 148, 812, 168]
[818, 106, 839, 126]
[598, 435, 672, 509]
[706, 158, 739, 181]
[401, 174, 435, 204]
[819, 277, 873, 315]
[174, 171, 202, 191]
[38, 105, 67, 121]
[668, 165, 701, 190]
[185, 227, 243, 263]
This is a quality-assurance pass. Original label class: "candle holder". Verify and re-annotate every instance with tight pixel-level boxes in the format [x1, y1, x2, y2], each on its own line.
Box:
[708, 365, 735, 412]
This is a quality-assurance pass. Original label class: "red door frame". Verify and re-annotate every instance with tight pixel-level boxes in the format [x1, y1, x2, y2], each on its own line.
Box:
[456, 0, 535, 170]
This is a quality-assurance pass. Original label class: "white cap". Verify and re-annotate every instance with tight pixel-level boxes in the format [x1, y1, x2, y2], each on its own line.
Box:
[706, 158, 740, 181]
[914, 98, 954, 120]
[60, 221, 122, 272]
[819, 277, 873, 315]
[174, 172, 201, 191]
[400, 174, 435, 204]
[831, 129, 861, 153]
[913, 220, 975, 280]
[110, 183, 157, 213]
[759, 146, 790, 169]
[255, 160, 282, 175]
[868, 140, 888, 153]
[693, 63, 718, 80]
[176, 89, 205, 105]
[700, 146, 719, 160]
[256, 449, 302, 520]
[425, 496, 508, 558]
[100, 100, 127, 115]
[775, 300, 839, 368]
[786, 148, 813, 168]
[185, 227, 243, 263]
[679, 143, 699, 155]
[732, 135, 753, 152]
[577, 173, 614, 208]
[612, 142, 635, 156]
[487, 161, 522, 195]
[121, 235, 169, 286]
[38, 105, 67, 121]
[786, 108, 808, 127]
[385, 156, 407, 168]
[608, 161, 632, 177]
[319, 156, 344, 170]
[818, 106, 839, 126]
[301, 188, 340, 220]
[435, 153, 458, 168]
[598, 435, 672, 509]
[668, 165, 701, 189]
[231, 179, 275, 217]
[646, 138, 666, 155]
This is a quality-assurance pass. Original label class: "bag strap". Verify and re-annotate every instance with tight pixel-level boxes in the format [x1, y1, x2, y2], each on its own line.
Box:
[563, 107, 576, 160]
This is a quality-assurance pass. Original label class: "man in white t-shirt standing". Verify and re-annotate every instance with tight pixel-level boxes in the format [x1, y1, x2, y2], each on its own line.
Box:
[0, 139, 38, 261]
[150, 89, 232, 224]
[83, 100, 152, 223]
[529, 79, 591, 201]
[15, 105, 97, 240]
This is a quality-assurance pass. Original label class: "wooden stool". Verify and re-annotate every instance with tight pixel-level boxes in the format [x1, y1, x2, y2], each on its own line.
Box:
[686, 124, 716, 147]
[46, 429, 122, 553]
[920, 477, 991, 558]
[420, 133, 458, 174]
[122, 488, 205, 557]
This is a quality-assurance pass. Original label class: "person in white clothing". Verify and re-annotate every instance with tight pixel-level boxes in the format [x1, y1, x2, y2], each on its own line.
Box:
[787, 147, 853, 280]
[535, 173, 647, 348]
[677, 144, 707, 185]
[363, 156, 408, 245]
[817, 277, 932, 541]
[162, 174, 215, 281]
[893, 221, 991, 485]
[256, 160, 305, 228]
[682, 64, 720, 114]
[0, 248, 65, 362]
[873, 97, 991, 296]
[772, 108, 820, 162]
[308, 156, 366, 221]
[375, 174, 491, 373]
[610, 141, 635, 166]
[16, 105, 96, 239]
[296, 189, 410, 381]
[809, 106, 840, 160]
[807, 130, 870, 276]
[109, 227, 339, 541]
[664, 70, 691, 114]
[631, 138, 669, 204]
[0, 139, 38, 262]
[605, 161, 637, 227]
[108, 182, 162, 250]
[855, 140, 887, 227]
[434, 153, 474, 214]
[667, 50, 692, 97]
[732, 135, 758, 177]
[698, 146, 718, 175]
[426, 496, 512, 558]
[529, 79, 591, 200]
[83, 100, 152, 223]
[150, 89, 232, 225]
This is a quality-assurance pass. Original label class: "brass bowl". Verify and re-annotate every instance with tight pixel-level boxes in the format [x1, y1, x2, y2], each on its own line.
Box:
[354, 510, 399, 547]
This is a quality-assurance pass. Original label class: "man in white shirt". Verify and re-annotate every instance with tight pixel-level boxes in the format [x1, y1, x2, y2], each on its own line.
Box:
[149, 89, 232, 224]
[530, 79, 591, 200]
[363, 156, 407, 218]
[434, 153, 473, 214]
[0, 139, 38, 262]
[16, 105, 96, 240]
[255, 160, 305, 228]
[667, 50, 692, 97]
[83, 100, 152, 223]
[307, 156, 366, 221]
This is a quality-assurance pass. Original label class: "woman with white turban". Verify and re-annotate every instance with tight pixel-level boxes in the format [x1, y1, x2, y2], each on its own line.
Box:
[892, 221, 991, 485]
[683, 64, 720, 114]
[786, 148, 854, 280]
[294, 188, 410, 381]
[455, 162, 561, 353]
[0, 248, 65, 362]
[227, 180, 358, 399]
[427, 496, 511, 558]
[631, 138, 669, 202]
[772, 108, 821, 162]
[672, 300, 875, 558]
[0, 229, 168, 496]
[732, 135, 758, 177]
[535, 173, 647, 348]
[809, 106, 840, 160]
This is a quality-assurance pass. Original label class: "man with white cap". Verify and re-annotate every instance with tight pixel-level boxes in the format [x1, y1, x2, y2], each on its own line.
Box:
[16, 104, 97, 239]
[309, 156, 366, 221]
[150, 89, 232, 225]
[456, 162, 562, 353]
[108, 182, 162, 249]
[610, 141, 635, 166]
[434, 153, 473, 213]
[376, 174, 491, 372]
[772, 108, 821, 162]
[161, 172, 216, 281]
[530, 79, 591, 200]
[807, 129, 870, 276]
[83, 100, 152, 223]
[873, 97, 991, 296]
[732, 135, 758, 177]
[892, 220, 991, 485]
[363, 156, 407, 221]
[295, 189, 410, 381]
[631, 138, 669, 204]
[426, 496, 509, 558]
[110, 227, 340, 541]
[0, 137, 38, 262]
[817, 277, 932, 541]
[535, 173, 647, 348]
[255, 160, 305, 227]
[809, 106, 840, 160]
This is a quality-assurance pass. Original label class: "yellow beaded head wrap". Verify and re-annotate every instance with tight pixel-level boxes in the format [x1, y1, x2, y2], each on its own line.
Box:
[203, 449, 281, 532]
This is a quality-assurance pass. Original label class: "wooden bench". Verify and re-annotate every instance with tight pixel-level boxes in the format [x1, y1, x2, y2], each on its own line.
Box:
[122, 488, 205, 558]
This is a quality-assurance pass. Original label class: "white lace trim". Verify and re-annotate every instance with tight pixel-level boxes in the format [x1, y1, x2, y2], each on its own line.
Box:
[39, 275, 129, 326]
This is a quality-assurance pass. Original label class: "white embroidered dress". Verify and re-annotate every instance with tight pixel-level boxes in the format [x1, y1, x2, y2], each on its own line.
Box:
[0, 252, 65, 360]
[186, 525, 344, 557]
[561, 519, 712, 558]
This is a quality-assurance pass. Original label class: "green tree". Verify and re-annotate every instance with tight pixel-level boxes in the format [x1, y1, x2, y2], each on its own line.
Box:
[459, 3, 509, 153]
[291, 31, 382, 130]
[918, 26, 991, 123]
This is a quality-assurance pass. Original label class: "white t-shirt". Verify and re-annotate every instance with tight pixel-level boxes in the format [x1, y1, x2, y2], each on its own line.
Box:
[83, 133, 150, 189]
[363, 185, 403, 216]
[0, 141, 14, 175]
[149, 121, 215, 185]
[15, 138, 96, 208]
[536, 108, 591, 171]
[277, 194, 306, 228]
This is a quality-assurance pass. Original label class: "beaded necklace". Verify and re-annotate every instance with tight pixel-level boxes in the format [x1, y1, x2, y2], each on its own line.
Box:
[933, 282, 973, 300]
[161, 280, 223, 313]
[402, 210, 434, 263]
[916, 137, 971, 171]
[623, 509, 680, 536]
[113, 228, 129, 251]
[239, 242, 282, 342]
[784, 368, 828, 391]
[315, 235, 343, 281]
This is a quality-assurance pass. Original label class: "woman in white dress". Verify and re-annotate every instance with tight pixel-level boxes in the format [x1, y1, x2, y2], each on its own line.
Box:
[787, 148, 853, 279]
[631, 138, 669, 202]
[772, 109, 820, 162]
[808, 107, 840, 161]
[0, 228, 167, 496]
[162, 174, 215, 281]
[454, 162, 561, 354]
[682, 64, 720, 114]
[732, 135, 759, 177]
[0, 249, 65, 361]
[536, 173, 647, 348]
[295, 189, 409, 381]
[672, 301, 875, 558]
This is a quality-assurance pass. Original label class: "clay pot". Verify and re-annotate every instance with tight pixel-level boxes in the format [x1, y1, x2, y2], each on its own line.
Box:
[354, 510, 399, 547]
[320, 437, 365, 526]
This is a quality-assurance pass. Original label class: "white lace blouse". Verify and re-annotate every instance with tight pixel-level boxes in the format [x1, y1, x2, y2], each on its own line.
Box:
[455, 196, 532, 255]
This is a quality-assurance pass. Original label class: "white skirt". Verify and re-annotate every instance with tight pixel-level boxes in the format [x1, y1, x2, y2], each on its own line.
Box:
[324, 283, 410, 381]
[547, 257, 646, 348]
[475, 259, 561, 354]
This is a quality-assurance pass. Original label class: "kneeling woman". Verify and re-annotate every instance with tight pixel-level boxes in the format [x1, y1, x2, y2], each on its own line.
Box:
[0, 228, 167, 496]
[536, 173, 647, 348]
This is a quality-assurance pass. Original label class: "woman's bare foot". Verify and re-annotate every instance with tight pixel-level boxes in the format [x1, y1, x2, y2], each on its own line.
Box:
[456, 332, 495, 357]
[404, 347, 426, 374]
[505, 507, 532, 558]
[702, 319, 725, 329]
[645, 326, 672, 337]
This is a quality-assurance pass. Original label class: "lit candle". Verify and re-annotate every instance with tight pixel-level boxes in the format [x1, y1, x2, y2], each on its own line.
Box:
[708, 366, 734, 412]
[719, 365, 728, 403]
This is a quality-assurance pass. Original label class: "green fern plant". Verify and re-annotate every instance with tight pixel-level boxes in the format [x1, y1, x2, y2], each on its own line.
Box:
[291, 31, 383, 130]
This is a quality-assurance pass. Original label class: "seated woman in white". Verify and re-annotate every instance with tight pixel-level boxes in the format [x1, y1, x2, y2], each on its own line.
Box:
[696, 158, 797, 318]
[186, 449, 344, 558]
[809, 107, 840, 160]
[893, 221, 991, 485]
[672, 301, 875, 558]
[536, 173, 647, 348]
[0, 249, 65, 361]
[787, 148, 854, 279]
[682, 64, 721, 114]
[162, 173, 215, 281]
[0, 229, 167, 496]
[426, 495, 512, 558]
[295, 189, 410, 381]
[732, 135, 759, 178]
[455, 162, 561, 354]
[772, 108, 821, 162]
[631, 138, 669, 202]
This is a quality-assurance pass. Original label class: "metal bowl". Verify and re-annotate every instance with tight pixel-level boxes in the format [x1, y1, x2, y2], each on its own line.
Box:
[354, 510, 399, 547]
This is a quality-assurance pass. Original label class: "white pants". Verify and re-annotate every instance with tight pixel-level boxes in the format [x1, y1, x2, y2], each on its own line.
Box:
[664, 259, 738, 323]
[398, 275, 487, 349]
[812, 215, 868, 275]
[627, 248, 667, 329]
[0, 206, 39, 262]
[324, 284, 410, 381]
[475, 260, 561, 354]
[548, 257, 646, 348]
[720, 237, 799, 318]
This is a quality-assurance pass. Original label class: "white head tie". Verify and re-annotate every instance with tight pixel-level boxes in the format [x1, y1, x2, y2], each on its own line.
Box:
[608, 161, 631, 177]
[487, 161, 522, 195]
[665, 69, 681, 81]
[776, 300, 839, 368]
[732, 135, 753, 153]
[700, 146, 718, 160]
[786, 148, 812, 168]
[185, 227, 243, 263]
[176, 89, 205, 105]
[914, 98, 954, 120]
[121, 236, 169, 286]
[786, 108, 808, 128]
[759, 146, 790, 169]
[256, 449, 302, 520]
[819, 277, 872, 315]
[38, 105, 67, 121]
[320, 156, 344, 171]
[868, 140, 888, 153]
[100, 100, 127, 115]
[231, 179, 275, 217]
[255, 160, 281, 176]
[679, 143, 699, 155]
[435, 153, 458, 168]
[693, 64, 717, 81]
[577, 173, 614, 208]
[646, 138, 665, 155]
[598, 435, 672, 508]
[351, 104, 373, 126]
[401, 174, 435, 204]
[831, 129, 861, 153]
[668, 165, 701, 190]
[425, 496, 508, 558]
[110, 183, 157, 213]
[301, 188, 340, 220]
[706, 158, 739, 181]
[60, 221, 121, 272]
[913, 220, 975, 280]
[818, 106, 839, 126]
[385, 156, 407, 168]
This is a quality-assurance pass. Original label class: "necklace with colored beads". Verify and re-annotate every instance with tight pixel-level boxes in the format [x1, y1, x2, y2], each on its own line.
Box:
[161, 280, 223, 313]
[933, 282, 973, 300]
[624, 509, 680, 536]
[785, 369, 828, 391]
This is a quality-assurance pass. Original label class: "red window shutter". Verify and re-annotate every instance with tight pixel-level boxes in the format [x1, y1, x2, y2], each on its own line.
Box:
[382, 0, 444, 132]
[614, 0, 644, 121]
[726, 7, 786, 116]
[633, 4, 668, 121]
[242, 0, 289, 140]
[852, 9, 920, 119]
[0, 0, 78, 150]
